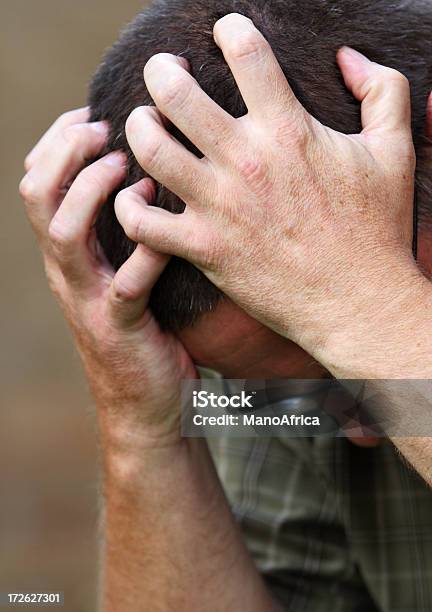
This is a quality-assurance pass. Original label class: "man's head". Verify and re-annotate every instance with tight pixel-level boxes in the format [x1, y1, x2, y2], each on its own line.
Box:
[89, 0, 432, 376]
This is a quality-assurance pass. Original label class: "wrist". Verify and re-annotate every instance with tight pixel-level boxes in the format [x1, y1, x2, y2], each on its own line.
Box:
[90, 380, 186, 459]
[101, 430, 221, 523]
[98, 410, 184, 459]
[305, 255, 431, 378]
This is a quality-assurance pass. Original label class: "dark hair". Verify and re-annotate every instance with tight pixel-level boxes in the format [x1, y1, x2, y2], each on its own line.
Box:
[89, 0, 432, 332]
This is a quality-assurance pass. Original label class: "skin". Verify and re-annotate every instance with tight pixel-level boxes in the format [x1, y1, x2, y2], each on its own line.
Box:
[19, 12, 432, 611]
[116, 14, 432, 472]
[116, 15, 421, 361]
[178, 298, 326, 379]
[20, 109, 282, 612]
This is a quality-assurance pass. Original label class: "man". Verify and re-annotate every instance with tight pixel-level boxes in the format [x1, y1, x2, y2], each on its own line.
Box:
[19, 9, 432, 612]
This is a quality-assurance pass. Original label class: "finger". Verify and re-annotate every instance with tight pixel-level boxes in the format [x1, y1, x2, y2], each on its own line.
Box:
[143, 53, 241, 163]
[426, 92, 432, 140]
[24, 107, 90, 171]
[109, 244, 169, 328]
[20, 121, 109, 243]
[337, 47, 412, 136]
[126, 105, 214, 205]
[115, 179, 200, 258]
[213, 13, 305, 123]
[48, 151, 127, 288]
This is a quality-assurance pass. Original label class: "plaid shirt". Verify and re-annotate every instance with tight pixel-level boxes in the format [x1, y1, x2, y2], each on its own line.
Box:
[207, 404, 432, 611]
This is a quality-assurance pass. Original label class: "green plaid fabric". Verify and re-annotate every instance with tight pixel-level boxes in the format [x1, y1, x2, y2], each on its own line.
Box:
[208, 432, 432, 611]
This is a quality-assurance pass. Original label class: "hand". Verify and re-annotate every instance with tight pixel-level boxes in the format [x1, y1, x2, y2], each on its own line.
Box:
[20, 110, 281, 612]
[115, 13, 424, 366]
[19, 108, 196, 451]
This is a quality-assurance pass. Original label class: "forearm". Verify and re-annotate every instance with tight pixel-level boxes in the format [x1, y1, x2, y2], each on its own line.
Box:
[20, 100, 277, 612]
[311, 267, 432, 484]
[308, 260, 431, 379]
[99, 427, 276, 612]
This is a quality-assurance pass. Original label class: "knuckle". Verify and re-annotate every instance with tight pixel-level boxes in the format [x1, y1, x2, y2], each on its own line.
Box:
[139, 132, 163, 168]
[156, 73, 193, 110]
[19, 175, 41, 204]
[126, 106, 167, 169]
[24, 154, 33, 172]
[128, 210, 146, 242]
[114, 195, 143, 241]
[235, 147, 274, 198]
[74, 166, 105, 198]
[62, 123, 85, 147]
[226, 29, 266, 64]
[48, 218, 74, 251]
[57, 109, 78, 127]
[237, 157, 267, 183]
[382, 66, 409, 89]
[111, 276, 137, 303]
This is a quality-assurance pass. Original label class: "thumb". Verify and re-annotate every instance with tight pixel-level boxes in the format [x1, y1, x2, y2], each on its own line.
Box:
[337, 47, 412, 137]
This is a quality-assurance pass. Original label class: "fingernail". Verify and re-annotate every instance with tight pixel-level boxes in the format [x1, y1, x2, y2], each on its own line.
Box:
[104, 151, 126, 167]
[90, 121, 108, 134]
[176, 56, 190, 71]
[213, 13, 255, 44]
[340, 46, 370, 64]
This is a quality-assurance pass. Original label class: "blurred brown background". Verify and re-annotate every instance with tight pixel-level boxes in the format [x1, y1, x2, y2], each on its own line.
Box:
[0, 2, 147, 609]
